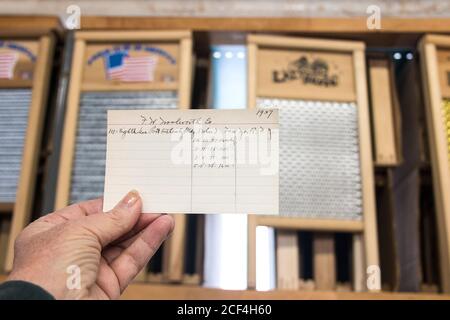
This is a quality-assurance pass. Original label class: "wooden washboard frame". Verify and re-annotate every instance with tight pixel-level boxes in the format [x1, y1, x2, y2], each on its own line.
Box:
[0, 18, 58, 271]
[419, 34, 450, 293]
[53, 30, 193, 283]
[247, 34, 379, 291]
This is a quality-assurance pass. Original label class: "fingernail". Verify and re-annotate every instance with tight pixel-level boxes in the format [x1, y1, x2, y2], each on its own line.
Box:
[121, 190, 139, 208]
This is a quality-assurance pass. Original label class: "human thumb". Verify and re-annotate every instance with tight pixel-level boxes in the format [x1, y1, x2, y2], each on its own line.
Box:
[80, 190, 142, 247]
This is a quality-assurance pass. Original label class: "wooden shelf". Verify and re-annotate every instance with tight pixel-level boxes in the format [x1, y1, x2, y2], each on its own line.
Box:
[76, 17, 450, 49]
[1, 274, 449, 299]
[255, 216, 364, 232]
[0, 15, 63, 37]
[81, 82, 178, 92]
[80, 17, 450, 33]
[121, 283, 450, 300]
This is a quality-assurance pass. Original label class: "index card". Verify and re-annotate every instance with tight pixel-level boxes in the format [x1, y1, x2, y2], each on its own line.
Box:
[103, 109, 279, 214]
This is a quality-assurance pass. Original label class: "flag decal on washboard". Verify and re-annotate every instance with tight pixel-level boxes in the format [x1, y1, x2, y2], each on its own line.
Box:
[0, 52, 18, 79]
[104, 52, 158, 82]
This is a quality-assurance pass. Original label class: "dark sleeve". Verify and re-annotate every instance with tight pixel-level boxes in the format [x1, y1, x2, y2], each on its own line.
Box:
[0, 280, 55, 300]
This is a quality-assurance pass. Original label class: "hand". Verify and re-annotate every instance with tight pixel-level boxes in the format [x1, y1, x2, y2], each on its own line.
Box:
[7, 190, 174, 299]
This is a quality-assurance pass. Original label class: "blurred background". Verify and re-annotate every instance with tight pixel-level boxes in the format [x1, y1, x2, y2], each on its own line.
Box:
[0, 0, 450, 299]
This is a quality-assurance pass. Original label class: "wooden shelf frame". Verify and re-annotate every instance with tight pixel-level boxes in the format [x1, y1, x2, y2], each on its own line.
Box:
[79, 17, 450, 34]
[120, 282, 450, 300]
[53, 30, 193, 284]
[247, 34, 379, 292]
[0, 31, 57, 272]
[0, 273, 448, 299]
[419, 34, 450, 293]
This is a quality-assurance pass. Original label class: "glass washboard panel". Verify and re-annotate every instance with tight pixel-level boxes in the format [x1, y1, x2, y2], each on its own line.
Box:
[0, 89, 31, 202]
[69, 91, 177, 204]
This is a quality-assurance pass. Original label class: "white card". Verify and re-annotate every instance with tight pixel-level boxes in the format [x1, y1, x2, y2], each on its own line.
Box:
[103, 109, 279, 214]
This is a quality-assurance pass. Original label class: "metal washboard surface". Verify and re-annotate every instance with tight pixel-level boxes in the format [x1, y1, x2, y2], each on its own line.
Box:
[444, 100, 450, 168]
[70, 91, 178, 204]
[0, 89, 32, 203]
[257, 98, 363, 220]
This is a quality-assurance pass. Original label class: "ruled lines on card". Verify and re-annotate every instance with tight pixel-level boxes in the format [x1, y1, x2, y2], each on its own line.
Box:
[103, 109, 279, 215]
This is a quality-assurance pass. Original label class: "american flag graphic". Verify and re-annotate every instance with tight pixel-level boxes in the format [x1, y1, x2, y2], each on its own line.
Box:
[0, 52, 18, 79]
[105, 52, 158, 82]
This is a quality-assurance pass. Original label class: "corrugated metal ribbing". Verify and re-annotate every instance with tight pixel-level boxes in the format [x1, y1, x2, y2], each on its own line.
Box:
[70, 91, 178, 204]
[444, 100, 450, 168]
[257, 98, 362, 220]
[0, 89, 32, 203]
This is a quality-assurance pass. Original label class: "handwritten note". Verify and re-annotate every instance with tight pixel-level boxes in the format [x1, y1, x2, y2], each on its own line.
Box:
[103, 109, 279, 214]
